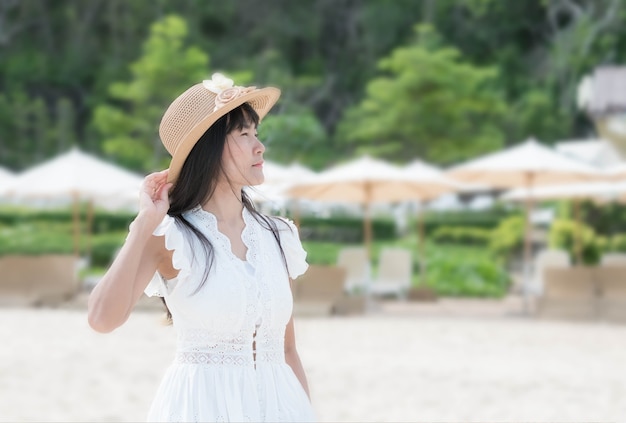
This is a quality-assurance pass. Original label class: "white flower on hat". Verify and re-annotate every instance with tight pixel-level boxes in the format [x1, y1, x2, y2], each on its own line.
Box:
[203, 73, 234, 94]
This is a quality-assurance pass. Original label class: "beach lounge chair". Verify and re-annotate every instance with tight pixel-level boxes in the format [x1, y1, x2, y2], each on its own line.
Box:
[536, 267, 597, 320]
[600, 252, 626, 267]
[529, 249, 570, 296]
[336, 247, 370, 294]
[0, 254, 80, 306]
[369, 247, 412, 299]
[595, 266, 626, 323]
[293, 264, 347, 316]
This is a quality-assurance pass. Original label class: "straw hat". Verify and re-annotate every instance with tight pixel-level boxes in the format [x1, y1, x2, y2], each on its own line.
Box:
[159, 73, 281, 183]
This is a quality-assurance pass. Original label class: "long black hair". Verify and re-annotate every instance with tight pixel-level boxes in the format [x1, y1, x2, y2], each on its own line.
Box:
[161, 103, 289, 323]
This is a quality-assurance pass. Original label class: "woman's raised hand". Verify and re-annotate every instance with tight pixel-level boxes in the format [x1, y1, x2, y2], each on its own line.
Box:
[138, 169, 172, 229]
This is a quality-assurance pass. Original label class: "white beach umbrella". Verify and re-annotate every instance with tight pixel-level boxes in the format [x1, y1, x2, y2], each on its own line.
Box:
[604, 163, 626, 181]
[502, 181, 626, 264]
[4, 148, 143, 201]
[287, 155, 460, 258]
[0, 166, 15, 190]
[447, 138, 603, 310]
[501, 181, 626, 203]
[4, 148, 144, 255]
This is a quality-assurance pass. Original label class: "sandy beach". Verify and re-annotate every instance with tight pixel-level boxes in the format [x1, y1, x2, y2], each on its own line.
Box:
[1, 299, 626, 422]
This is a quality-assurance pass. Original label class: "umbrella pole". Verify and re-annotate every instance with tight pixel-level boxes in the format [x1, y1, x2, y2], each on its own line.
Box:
[522, 173, 535, 314]
[72, 193, 81, 257]
[360, 202, 373, 312]
[363, 182, 373, 262]
[86, 199, 94, 261]
[364, 203, 372, 262]
[293, 199, 301, 229]
[573, 199, 583, 265]
[417, 205, 426, 286]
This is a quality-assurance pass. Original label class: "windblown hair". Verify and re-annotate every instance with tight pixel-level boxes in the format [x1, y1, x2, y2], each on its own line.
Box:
[161, 103, 289, 323]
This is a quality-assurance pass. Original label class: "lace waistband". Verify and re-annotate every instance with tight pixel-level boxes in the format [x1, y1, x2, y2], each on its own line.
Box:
[174, 349, 284, 366]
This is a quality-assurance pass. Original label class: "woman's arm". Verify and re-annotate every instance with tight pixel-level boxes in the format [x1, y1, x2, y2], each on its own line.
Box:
[87, 170, 172, 333]
[284, 314, 311, 399]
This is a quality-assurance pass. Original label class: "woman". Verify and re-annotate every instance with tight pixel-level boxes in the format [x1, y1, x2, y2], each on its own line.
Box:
[87, 73, 316, 422]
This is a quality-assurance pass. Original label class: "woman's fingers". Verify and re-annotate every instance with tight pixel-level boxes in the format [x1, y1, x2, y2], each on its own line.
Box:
[142, 170, 170, 199]
[139, 170, 172, 212]
[158, 183, 173, 202]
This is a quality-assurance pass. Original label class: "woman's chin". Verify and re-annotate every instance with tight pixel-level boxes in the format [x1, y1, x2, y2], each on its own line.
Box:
[247, 177, 264, 187]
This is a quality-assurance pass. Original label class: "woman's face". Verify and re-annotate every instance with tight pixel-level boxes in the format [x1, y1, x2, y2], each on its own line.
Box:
[220, 119, 266, 187]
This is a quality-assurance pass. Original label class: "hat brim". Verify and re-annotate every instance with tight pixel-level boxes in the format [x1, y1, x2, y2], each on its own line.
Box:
[167, 86, 281, 183]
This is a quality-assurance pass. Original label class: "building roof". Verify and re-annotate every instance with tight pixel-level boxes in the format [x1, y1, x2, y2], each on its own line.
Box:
[578, 66, 626, 116]
[555, 138, 623, 167]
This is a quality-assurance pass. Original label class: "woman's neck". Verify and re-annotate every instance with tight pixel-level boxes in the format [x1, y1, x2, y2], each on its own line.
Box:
[201, 183, 245, 222]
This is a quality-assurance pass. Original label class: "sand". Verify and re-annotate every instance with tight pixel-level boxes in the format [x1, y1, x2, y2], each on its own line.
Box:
[1, 301, 625, 422]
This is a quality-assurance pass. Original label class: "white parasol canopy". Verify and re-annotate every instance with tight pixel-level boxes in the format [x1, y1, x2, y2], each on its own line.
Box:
[0, 166, 15, 189]
[3, 147, 143, 202]
[501, 181, 626, 203]
[3, 148, 144, 255]
[287, 155, 461, 258]
[447, 138, 604, 311]
[447, 138, 602, 187]
[288, 155, 458, 205]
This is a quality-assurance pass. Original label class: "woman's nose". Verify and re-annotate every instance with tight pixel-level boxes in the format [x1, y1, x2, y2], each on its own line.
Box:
[255, 137, 265, 154]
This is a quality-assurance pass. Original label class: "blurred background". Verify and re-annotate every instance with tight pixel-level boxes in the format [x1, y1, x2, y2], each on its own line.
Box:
[2, 0, 626, 421]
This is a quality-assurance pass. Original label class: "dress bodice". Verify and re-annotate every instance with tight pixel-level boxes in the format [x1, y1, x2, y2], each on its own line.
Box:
[144, 206, 308, 368]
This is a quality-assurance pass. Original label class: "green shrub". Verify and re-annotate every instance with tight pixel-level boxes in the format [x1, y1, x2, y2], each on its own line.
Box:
[421, 207, 517, 235]
[431, 226, 492, 245]
[424, 252, 510, 298]
[300, 241, 345, 265]
[609, 233, 626, 252]
[298, 216, 396, 242]
[548, 218, 603, 265]
[90, 232, 127, 267]
[0, 222, 77, 255]
[0, 205, 135, 234]
[488, 215, 525, 261]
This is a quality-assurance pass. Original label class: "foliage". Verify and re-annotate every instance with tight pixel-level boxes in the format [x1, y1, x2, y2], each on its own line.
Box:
[0, 222, 76, 256]
[92, 15, 210, 172]
[431, 226, 492, 246]
[336, 24, 507, 164]
[421, 207, 518, 234]
[488, 215, 525, 261]
[0, 205, 135, 235]
[90, 232, 127, 267]
[298, 216, 396, 242]
[548, 218, 604, 265]
[424, 252, 510, 298]
[259, 107, 330, 170]
[608, 234, 626, 252]
[2, 1, 626, 172]
[303, 232, 510, 298]
[579, 201, 626, 236]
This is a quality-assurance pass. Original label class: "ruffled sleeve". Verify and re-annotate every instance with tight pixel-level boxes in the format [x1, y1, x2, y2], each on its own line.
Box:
[276, 217, 309, 279]
[144, 215, 192, 297]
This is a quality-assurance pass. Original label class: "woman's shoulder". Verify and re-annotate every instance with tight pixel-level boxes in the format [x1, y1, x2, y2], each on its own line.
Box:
[267, 214, 297, 231]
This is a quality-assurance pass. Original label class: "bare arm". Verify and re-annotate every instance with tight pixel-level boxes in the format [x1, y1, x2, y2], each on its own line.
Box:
[284, 311, 311, 399]
[87, 170, 172, 333]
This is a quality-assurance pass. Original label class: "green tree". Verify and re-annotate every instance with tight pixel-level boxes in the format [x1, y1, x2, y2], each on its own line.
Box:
[336, 24, 507, 164]
[260, 107, 329, 170]
[92, 14, 209, 172]
[54, 97, 77, 151]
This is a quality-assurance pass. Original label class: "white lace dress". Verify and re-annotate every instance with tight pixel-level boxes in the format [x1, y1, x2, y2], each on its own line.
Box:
[143, 206, 316, 422]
